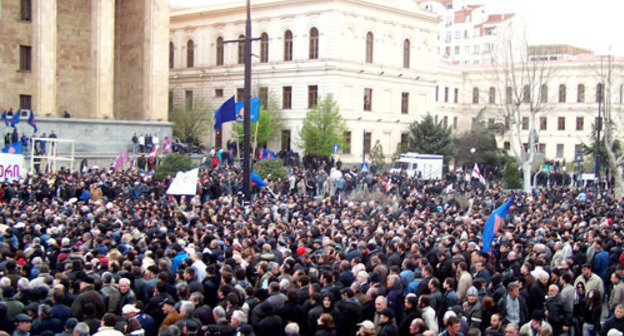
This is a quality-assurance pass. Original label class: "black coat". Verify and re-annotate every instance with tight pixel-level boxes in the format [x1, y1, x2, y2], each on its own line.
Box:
[497, 294, 529, 326]
[335, 299, 362, 336]
[206, 320, 234, 336]
[314, 327, 337, 336]
[31, 317, 64, 336]
[256, 315, 285, 336]
[277, 302, 309, 336]
[528, 282, 547, 311]
[379, 321, 400, 336]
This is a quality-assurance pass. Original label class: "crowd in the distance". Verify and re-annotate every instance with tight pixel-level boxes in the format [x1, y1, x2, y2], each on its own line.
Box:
[0, 157, 623, 336]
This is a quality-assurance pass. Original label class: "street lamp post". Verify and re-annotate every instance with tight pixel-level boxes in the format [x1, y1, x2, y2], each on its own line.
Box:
[574, 152, 583, 188]
[595, 83, 603, 193]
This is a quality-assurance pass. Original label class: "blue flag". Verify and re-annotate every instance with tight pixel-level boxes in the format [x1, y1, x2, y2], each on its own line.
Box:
[251, 171, 267, 188]
[2, 142, 23, 155]
[1, 111, 8, 127]
[10, 110, 20, 128]
[482, 197, 514, 253]
[28, 111, 37, 133]
[258, 148, 276, 160]
[235, 96, 260, 122]
[213, 96, 237, 130]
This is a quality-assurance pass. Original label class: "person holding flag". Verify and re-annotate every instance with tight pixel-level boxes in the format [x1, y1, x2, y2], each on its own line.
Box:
[482, 197, 515, 253]
[472, 163, 486, 184]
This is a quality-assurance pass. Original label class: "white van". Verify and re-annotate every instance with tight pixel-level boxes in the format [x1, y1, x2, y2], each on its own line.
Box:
[389, 153, 444, 179]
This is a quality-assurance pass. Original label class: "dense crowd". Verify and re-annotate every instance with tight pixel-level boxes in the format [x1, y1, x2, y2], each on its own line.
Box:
[0, 159, 624, 336]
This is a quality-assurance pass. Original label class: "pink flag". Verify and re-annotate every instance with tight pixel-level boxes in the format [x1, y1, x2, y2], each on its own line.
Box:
[111, 155, 123, 171]
[162, 137, 172, 154]
[120, 149, 129, 163]
[130, 154, 136, 168]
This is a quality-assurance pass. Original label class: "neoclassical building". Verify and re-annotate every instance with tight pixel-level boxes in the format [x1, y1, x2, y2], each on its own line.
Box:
[169, 0, 439, 161]
[0, 0, 170, 121]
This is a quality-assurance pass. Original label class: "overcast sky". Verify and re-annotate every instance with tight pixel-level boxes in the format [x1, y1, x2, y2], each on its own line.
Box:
[169, 0, 624, 55]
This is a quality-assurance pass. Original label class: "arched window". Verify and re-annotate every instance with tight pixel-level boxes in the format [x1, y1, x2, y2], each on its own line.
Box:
[309, 27, 319, 59]
[577, 84, 585, 103]
[284, 30, 293, 61]
[488, 87, 495, 104]
[260, 33, 269, 63]
[540, 84, 547, 103]
[216, 37, 224, 65]
[596, 83, 604, 103]
[472, 87, 479, 104]
[523, 85, 531, 103]
[186, 40, 194, 68]
[169, 42, 174, 69]
[403, 39, 410, 68]
[365, 32, 373, 63]
[237, 34, 245, 64]
[559, 84, 567, 103]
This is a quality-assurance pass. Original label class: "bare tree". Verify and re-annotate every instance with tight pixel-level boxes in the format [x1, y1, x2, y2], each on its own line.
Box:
[596, 54, 624, 197]
[490, 22, 556, 191]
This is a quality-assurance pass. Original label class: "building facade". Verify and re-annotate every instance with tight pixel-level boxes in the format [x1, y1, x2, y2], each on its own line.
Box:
[0, 0, 170, 121]
[169, 0, 439, 162]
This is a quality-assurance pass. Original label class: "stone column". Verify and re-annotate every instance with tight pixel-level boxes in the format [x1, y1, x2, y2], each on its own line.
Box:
[92, 0, 115, 119]
[143, 0, 170, 121]
[34, 0, 57, 116]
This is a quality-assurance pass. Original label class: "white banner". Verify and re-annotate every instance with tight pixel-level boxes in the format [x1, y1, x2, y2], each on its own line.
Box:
[166, 168, 199, 195]
[0, 154, 25, 182]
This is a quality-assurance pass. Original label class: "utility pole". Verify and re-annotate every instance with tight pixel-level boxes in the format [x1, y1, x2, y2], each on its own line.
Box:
[595, 82, 602, 193]
[223, 0, 259, 204]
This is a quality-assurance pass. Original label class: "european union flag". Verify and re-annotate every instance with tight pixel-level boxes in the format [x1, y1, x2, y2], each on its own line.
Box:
[10, 110, 20, 128]
[213, 96, 237, 130]
[235, 96, 260, 122]
[1, 111, 8, 127]
[482, 197, 514, 253]
[2, 142, 23, 155]
[251, 171, 267, 188]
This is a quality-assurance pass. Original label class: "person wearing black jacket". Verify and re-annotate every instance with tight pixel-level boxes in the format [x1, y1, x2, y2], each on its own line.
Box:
[545, 284, 572, 336]
[399, 295, 421, 336]
[336, 288, 362, 336]
[277, 291, 309, 336]
[256, 304, 284, 336]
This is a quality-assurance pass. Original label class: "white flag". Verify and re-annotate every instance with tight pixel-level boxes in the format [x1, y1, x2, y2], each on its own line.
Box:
[471, 163, 486, 184]
[166, 168, 199, 195]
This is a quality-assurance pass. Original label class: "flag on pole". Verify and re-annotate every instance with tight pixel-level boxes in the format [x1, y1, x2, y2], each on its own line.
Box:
[149, 144, 160, 159]
[471, 163, 486, 184]
[251, 171, 267, 188]
[28, 111, 37, 133]
[1, 111, 8, 127]
[130, 154, 137, 168]
[120, 149, 129, 163]
[111, 155, 124, 171]
[162, 137, 172, 154]
[482, 197, 514, 253]
[235, 96, 260, 122]
[257, 148, 276, 160]
[10, 110, 20, 128]
[213, 96, 237, 130]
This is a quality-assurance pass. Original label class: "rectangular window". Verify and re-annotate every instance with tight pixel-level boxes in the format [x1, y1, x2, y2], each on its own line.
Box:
[558, 117, 565, 130]
[454, 46, 460, 54]
[453, 116, 458, 130]
[444, 87, 449, 103]
[236, 88, 245, 102]
[454, 88, 458, 103]
[540, 117, 547, 130]
[455, 31, 461, 39]
[363, 132, 372, 155]
[575, 144, 583, 157]
[576, 117, 584, 131]
[185, 90, 193, 110]
[282, 86, 292, 109]
[474, 45, 479, 54]
[443, 116, 448, 127]
[20, 0, 31, 21]
[259, 87, 268, 108]
[344, 132, 351, 154]
[435, 115, 439, 124]
[308, 85, 318, 108]
[464, 45, 470, 53]
[488, 118, 495, 128]
[401, 92, 409, 114]
[522, 117, 529, 130]
[363, 88, 372, 111]
[538, 143, 546, 154]
[435, 86, 439, 101]
[504, 141, 511, 150]
[215, 88, 224, 98]
[19, 45, 31, 71]
[19, 94, 31, 110]
[401, 133, 408, 148]
[168, 91, 173, 112]
[556, 144, 564, 158]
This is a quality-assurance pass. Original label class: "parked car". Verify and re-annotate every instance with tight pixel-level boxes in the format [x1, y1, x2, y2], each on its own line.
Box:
[172, 138, 204, 154]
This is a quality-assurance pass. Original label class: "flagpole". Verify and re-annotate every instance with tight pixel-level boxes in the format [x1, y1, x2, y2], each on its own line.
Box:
[242, 0, 252, 204]
[253, 120, 259, 157]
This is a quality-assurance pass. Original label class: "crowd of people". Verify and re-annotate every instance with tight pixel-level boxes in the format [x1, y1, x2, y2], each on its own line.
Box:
[0, 157, 623, 336]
